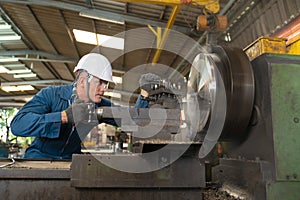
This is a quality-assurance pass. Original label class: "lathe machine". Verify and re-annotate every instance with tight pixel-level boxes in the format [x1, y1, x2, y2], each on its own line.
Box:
[0, 45, 299, 200]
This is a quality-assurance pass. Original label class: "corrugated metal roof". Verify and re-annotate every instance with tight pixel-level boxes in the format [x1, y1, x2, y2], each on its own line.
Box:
[227, 0, 300, 48]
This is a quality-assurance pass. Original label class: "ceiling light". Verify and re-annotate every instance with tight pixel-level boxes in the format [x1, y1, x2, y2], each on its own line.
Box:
[1, 85, 35, 92]
[97, 34, 124, 50]
[73, 29, 97, 45]
[0, 35, 21, 40]
[225, 33, 231, 42]
[7, 69, 32, 74]
[13, 73, 37, 78]
[79, 12, 124, 25]
[73, 29, 124, 50]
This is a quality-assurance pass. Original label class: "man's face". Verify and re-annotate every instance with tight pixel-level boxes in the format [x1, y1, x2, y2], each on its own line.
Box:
[88, 76, 109, 103]
[76, 72, 109, 103]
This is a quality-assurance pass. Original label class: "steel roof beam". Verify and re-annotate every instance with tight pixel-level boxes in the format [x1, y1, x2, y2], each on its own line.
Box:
[0, 102, 26, 107]
[0, 7, 36, 49]
[59, 11, 80, 60]
[1, 79, 72, 86]
[0, 50, 76, 63]
[0, 95, 33, 100]
[0, 50, 76, 60]
[16, 57, 75, 63]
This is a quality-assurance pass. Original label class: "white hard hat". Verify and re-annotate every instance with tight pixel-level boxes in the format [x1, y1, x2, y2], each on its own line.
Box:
[73, 53, 113, 82]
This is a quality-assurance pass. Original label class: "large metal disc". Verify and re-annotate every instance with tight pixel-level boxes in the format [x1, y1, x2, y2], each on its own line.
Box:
[187, 53, 216, 133]
[187, 45, 255, 143]
[212, 46, 255, 141]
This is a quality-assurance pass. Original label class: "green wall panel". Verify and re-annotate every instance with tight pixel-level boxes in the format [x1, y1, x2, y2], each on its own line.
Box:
[267, 181, 300, 200]
[271, 57, 300, 181]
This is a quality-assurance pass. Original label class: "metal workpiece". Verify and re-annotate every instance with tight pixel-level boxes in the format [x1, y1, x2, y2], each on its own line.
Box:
[96, 107, 181, 132]
[188, 45, 255, 142]
[96, 107, 180, 120]
[186, 45, 255, 159]
[142, 78, 185, 109]
[210, 46, 255, 141]
[146, 90, 182, 108]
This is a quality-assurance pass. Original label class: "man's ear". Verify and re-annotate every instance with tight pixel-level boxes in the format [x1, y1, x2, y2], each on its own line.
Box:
[77, 76, 86, 88]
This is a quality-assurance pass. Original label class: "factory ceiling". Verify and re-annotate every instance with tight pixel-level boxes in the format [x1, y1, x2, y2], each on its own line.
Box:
[0, 0, 299, 107]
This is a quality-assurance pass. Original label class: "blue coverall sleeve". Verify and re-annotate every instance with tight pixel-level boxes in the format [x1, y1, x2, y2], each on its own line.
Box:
[134, 94, 149, 108]
[10, 88, 63, 139]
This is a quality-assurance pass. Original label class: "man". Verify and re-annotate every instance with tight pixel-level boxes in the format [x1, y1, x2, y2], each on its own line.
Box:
[11, 53, 156, 159]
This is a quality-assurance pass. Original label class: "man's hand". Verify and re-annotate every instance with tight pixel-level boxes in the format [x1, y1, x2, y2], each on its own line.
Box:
[139, 73, 161, 97]
[63, 101, 89, 124]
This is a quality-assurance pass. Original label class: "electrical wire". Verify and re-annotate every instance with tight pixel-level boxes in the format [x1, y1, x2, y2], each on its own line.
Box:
[0, 157, 15, 168]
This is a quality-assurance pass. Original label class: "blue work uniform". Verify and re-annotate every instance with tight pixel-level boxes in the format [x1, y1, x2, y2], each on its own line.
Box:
[11, 84, 148, 159]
